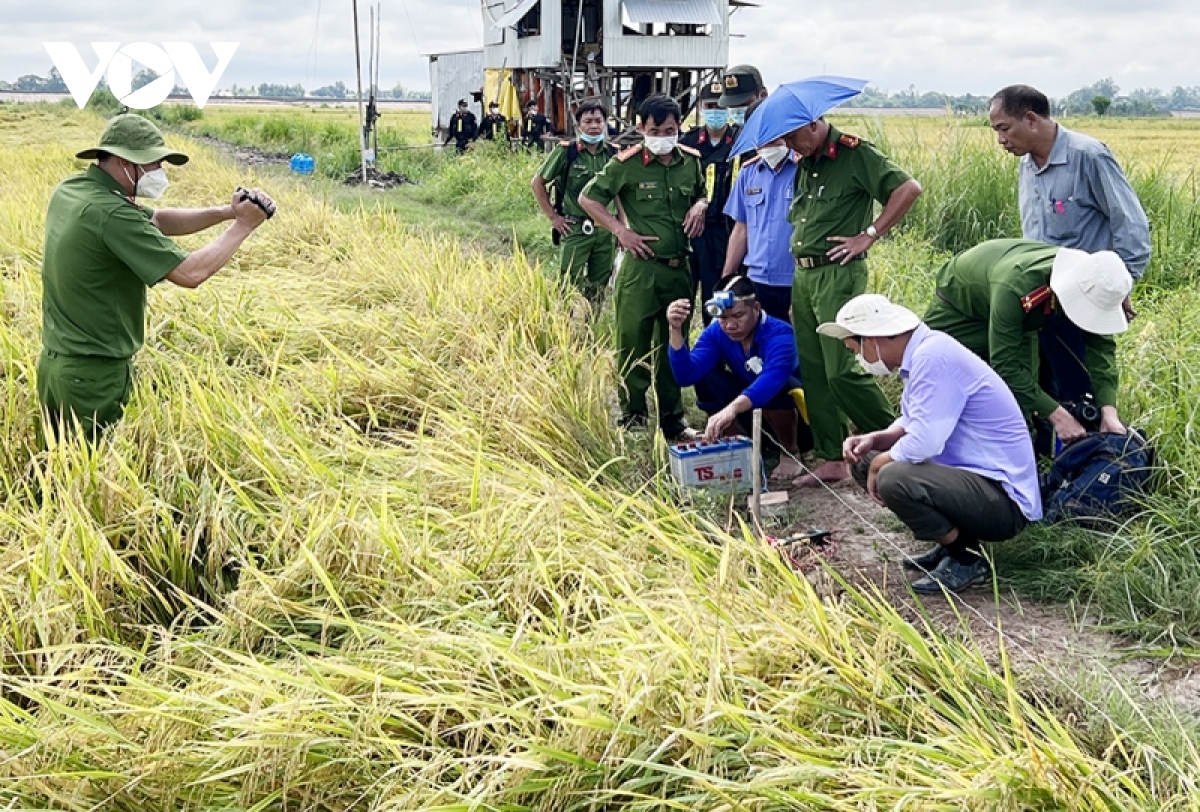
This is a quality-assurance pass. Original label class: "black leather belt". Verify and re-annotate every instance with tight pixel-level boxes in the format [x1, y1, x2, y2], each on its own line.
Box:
[796, 252, 868, 269]
[654, 256, 687, 269]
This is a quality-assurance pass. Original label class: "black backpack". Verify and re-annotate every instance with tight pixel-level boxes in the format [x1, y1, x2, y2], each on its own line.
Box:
[1039, 428, 1155, 526]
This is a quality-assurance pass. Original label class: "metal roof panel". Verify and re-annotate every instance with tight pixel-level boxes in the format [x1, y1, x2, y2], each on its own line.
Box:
[621, 0, 723, 26]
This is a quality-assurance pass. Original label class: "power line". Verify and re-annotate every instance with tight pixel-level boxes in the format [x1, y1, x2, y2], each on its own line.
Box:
[305, 0, 323, 91]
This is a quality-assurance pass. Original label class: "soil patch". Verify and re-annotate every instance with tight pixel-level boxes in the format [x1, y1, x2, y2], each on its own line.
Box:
[768, 481, 1200, 713]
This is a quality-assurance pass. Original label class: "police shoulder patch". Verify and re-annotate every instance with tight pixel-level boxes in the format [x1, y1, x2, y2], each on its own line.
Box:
[838, 133, 861, 149]
[616, 144, 642, 162]
[1020, 284, 1054, 313]
[678, 144, 702, 157]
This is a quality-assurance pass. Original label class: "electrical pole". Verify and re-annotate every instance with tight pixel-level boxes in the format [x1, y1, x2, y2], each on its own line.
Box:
[353, 0, 368, 183]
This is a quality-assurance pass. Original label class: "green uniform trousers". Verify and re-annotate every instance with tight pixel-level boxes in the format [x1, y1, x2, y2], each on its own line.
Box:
[791, 260, 894, 460]
[37, 350, 133, 440]
[613, 254, 692, 429]
[560, 227, 615, 303]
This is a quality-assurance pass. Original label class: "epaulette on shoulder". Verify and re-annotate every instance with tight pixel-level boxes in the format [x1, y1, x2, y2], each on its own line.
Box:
[1021, 284, 1053, 314]
[558, 139, 572, 147]
[616, 144, 642, 162]
[678, 144, 701, 158]
[838, 133, 861, 149]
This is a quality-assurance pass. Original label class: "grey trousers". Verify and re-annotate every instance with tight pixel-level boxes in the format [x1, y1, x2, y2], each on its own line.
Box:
[852, 454, 1028, 543]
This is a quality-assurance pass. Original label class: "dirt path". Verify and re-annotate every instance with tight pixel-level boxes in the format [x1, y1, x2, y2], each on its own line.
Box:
[772, 481, 1200, 713]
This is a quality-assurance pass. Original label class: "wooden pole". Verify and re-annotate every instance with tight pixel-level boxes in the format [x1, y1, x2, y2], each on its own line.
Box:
[751, 409, 763, 527]
[352, 0, 368, 183]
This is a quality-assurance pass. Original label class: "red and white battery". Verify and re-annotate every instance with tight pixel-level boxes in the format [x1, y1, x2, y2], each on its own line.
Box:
[668, 435, 755, 489]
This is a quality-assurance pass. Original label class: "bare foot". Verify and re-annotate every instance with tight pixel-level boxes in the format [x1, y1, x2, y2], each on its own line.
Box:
[769, 457, 804, 481]
[792, 460, 850, 488]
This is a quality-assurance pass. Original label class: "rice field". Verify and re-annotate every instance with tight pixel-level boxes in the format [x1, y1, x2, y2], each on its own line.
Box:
[2, 102, 1200, 808]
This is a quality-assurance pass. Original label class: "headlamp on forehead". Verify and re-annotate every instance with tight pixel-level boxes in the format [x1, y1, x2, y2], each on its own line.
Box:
[705, 290, 757, 318]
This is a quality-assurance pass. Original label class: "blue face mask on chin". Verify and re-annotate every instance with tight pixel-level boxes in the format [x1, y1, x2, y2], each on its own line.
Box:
[578, 131, 606, 144]
[703, 109, 729, 130]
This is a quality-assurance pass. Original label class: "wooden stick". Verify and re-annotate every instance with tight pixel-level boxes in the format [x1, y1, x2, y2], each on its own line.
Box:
[751, 409, 763, 527]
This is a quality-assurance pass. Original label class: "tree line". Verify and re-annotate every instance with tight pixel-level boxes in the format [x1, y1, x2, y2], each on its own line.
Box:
[0, 68, 431, 101]
[842, 78, 1200, 116]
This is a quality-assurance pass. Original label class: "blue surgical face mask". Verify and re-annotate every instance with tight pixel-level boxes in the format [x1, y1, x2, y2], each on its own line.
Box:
[727, 107, 747, 126]
[578, 131, 606, 144]
[702, 109, 728, 129]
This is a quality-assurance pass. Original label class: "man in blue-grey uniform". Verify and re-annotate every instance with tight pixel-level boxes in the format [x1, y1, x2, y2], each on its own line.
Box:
[721, 137, 797, 322]
[988, 84, 1150, 429]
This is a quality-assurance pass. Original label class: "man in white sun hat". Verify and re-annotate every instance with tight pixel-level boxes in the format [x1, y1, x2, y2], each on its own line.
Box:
[923, 238, 1131, 448]
[818, 293, 1042, 594]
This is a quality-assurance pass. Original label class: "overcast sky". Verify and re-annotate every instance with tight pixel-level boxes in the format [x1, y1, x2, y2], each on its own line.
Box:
[2, 0, 1199, 97]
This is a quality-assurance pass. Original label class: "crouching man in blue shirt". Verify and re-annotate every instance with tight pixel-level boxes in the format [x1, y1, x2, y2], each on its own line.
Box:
[667, 276, 812, 481]
[817, 294, 1043, 594]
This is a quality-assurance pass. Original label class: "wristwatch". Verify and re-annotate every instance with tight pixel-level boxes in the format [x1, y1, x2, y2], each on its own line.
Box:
[865, 224, 880, 240]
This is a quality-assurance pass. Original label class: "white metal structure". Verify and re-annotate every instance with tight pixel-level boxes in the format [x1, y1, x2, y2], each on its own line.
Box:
[428, 49, 485, 137]
[482, 0, 730, 70]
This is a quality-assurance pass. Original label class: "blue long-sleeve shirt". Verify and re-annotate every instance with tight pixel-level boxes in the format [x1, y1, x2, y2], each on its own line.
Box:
[668, 313, 799, 408]
[890, 324, 1042, 521]
[1018, 125, 1151, 280]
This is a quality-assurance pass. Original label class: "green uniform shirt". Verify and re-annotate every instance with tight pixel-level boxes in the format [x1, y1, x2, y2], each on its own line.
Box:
[42, 165, 188, 358]
[932, 238, 1119, 417]
[538, 140, 614, 221]
[788, 125, 911, 258]
[581, 145, 705, 260]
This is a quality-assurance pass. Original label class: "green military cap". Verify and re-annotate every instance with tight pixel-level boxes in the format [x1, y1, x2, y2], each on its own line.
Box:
[75, 114, 189, 165]
[719, 64, 765, 109]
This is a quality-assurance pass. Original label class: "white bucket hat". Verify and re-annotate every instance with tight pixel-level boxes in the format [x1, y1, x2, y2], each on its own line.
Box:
[1049, 248, 1131, 336]
[816, 293, 921, 340]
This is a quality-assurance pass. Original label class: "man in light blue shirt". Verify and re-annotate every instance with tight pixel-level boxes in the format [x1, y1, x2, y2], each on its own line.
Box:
[721, 138, 797, 322]
[818, 294, 1042, 594]
[989, 84, 1149, 425]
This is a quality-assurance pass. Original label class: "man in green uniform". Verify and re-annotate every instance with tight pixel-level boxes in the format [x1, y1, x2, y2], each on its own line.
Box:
[923, 238, 1130, 444]
[579, 93, 709, 437]
[784, 117, 923, 485]
[531, 99, 617, 305]
[39, 113, 276, 440]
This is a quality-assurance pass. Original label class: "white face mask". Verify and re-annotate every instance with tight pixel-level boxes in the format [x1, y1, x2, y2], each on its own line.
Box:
[758, 145, 790, 169]
[643, 135, 678, 156]
[857, 339, 891, 377]
[126, 165, 169, 199]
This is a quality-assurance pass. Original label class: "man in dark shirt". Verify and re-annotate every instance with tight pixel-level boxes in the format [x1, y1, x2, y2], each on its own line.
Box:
[681, 79, 740, 323]
[446, 100, 477, 153]
[521, 99, 554, 150]
[479, 102, 508, 141]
